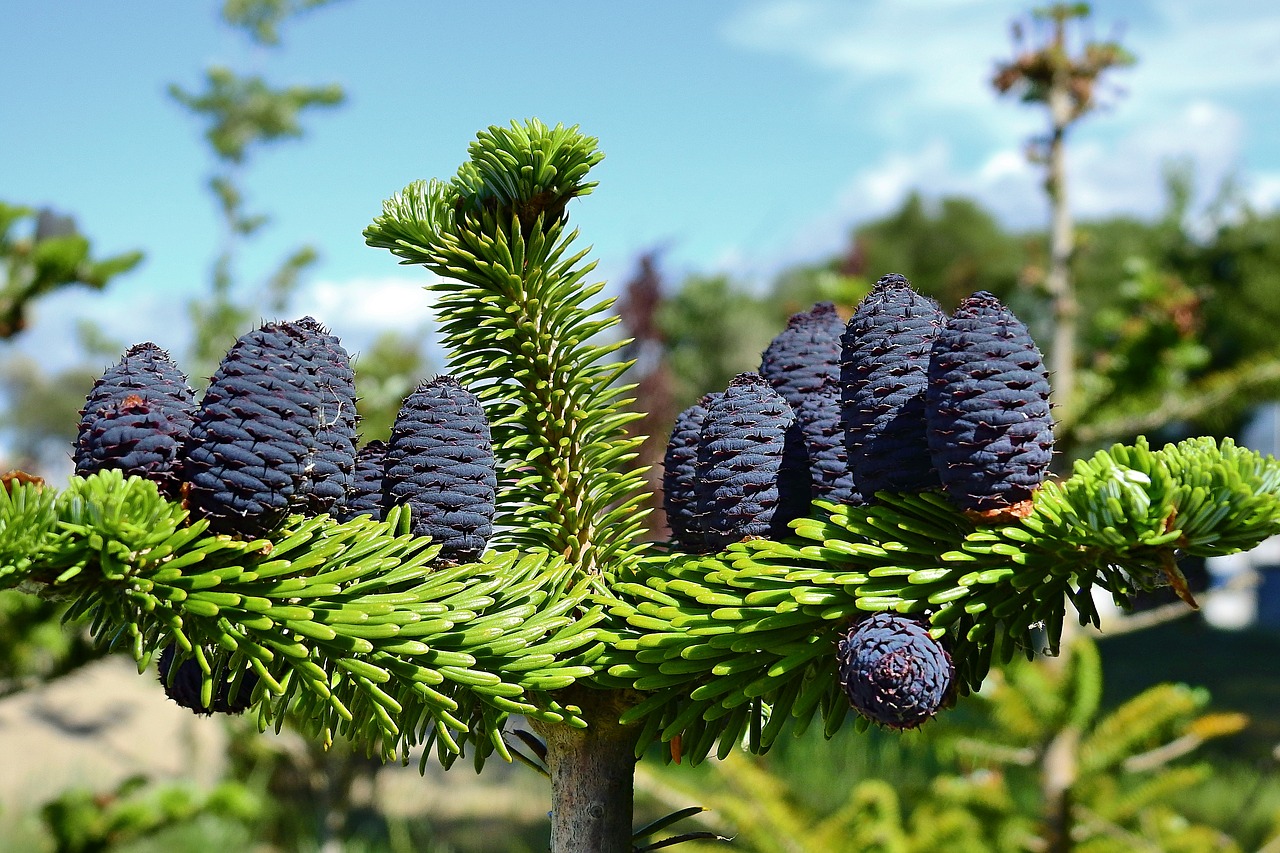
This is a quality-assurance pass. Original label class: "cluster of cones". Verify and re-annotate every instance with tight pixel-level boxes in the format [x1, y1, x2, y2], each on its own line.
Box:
[662, 273, 1055, 729]
[73, 318, 497, 713]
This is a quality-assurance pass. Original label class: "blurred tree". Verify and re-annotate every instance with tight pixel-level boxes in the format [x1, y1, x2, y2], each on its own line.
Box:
[353, 329, 433, 443]
[655, 637, 1249, 853]
[854, 193, 1028, 313]
[656, 274, 778, 412]
[39, 774, 261, 853]
[993, 1, 1135, 423]
[0, 204, 142, 341]
[169, 0, 345, 381]
[617, 251, 678, 537]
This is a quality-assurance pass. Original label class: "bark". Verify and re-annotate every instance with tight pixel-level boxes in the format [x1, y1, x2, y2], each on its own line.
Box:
[1042, 721, 1080, 853]
[1044, 72, 1078, 422]
[531, 687, 644, 853]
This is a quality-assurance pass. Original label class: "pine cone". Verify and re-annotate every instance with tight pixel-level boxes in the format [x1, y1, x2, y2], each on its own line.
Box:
[157, 644, 258, 716]
[837, 613, 953, 730]
[383, 376, 496, 561]
[74, 344, 195, 499]
[926, 291, 1054, 514]
[760, 301, 845, 410]
[795, 383, 859, 505]
[291, 317, 359, 516]
[696, 373, 797, 550]
[841, 274, 945, 497]
[184, 321, 324, 537]
[335, 440, 387, 522]
[662, 394, 719, 552]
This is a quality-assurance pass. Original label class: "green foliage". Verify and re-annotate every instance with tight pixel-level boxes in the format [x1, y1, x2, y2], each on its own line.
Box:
[366, 119, 649, 577]
[0, 471, 604, 769]
[0, 591, 101, 699]
[4, 428, 1275, 773]
[221, 0, 345, 45]
[854, 193, 1026, 312]
[660, 636, 1246, 853]
[5, 118, 1280, 781]
[0, 202, 142, 340]
[39, 774, 260, 853]
[656, 275, 779, 411]
[169, 67, 343, 164]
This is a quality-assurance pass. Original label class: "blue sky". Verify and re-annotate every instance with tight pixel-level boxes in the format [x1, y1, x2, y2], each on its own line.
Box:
[4, 0, 1279, 369]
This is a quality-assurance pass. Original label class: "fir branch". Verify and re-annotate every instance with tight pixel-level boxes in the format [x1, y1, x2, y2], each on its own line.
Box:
[1, 472, 602, 767]
[366, 120, 650, 578]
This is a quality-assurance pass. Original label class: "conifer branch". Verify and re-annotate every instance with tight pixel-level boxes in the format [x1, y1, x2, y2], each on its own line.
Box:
[365, 120, 649, 579]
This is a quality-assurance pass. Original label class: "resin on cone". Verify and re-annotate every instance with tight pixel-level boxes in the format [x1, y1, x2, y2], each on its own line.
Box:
[291, 317, 359, 517]
[74, 343, 195, 499]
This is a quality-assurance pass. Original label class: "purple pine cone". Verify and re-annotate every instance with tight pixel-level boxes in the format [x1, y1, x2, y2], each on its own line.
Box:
[383, 376, 497, 561]
[837, 613, 953, 730]
[696, 373, 797, 550]
[760, 301, 845, 411]
[184, 321, 324, 537]
[291, 317, 359, 516]
[663, 394, 719, 552]
[157, 644, 258, 716]
[335, 440, 387, 522]
[795, 383, 859, 504]
[926, 291, 1054, 514]
[841, 274, 945, 497]
[74, 343, 195, 499]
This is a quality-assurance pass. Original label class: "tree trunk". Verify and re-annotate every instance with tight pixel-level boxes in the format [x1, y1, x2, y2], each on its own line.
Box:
[531, 687, 643, 853]
[1042, 721, 1080, 853]
[1044, 70, 1078, 424]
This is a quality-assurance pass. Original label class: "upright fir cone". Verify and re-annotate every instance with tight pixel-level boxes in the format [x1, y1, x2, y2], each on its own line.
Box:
[837, 613, 953, 730]
[841, 274, 945, 497]
[335, 440, 387, 522]
[696, 373, 798, 551]
[383, 376, 496, 561]
[760, 301, 845, 411]
[184, 321, 324, 537]
[926, 291, 1054, 517]
[662, 393, 720, 552]
[73, 343, 196, 499]
[795, 382, 859, 505]
[291, 317, 358, 516]
[157, 644, 258, 716]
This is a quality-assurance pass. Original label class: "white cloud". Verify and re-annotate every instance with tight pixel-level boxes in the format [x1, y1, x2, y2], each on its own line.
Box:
[290, 275, 440, 357]
[724, 0, 1020, 104]
[733, 99, 1255, 279]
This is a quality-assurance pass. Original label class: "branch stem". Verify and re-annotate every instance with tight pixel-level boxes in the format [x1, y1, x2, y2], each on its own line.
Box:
[531, 688, 643, 853]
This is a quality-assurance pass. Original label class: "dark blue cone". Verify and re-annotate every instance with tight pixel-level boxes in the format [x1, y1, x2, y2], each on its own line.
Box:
[383, 376, 497, 561]
[696, 373, 796, 551]
[158, 644, 258, 716]
[760, 301, 845, 411]
[74, 343, 195, 499]
[663, 394, 719, 552]
[841, 274, 945, 497]
[837, 613, 953, 730]
[291, 317, 358, 516]
[926, 291, 1054, 514]
[795, 383, 859, 505]
[335, 440, 387, 522]
[184, 321, 324, 537]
